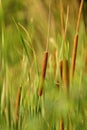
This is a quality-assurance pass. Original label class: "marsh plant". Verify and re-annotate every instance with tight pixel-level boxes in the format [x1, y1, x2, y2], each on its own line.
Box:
[0, 0, 87, 130]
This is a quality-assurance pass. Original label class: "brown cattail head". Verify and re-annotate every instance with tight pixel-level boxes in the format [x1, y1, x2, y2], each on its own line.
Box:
[71, 34, 78, 80]
[60, 116, 64, 130]
[38, 51, 48, 96]
[38, 87, 43, 97]
[62, 59, 69, 92]
[15, 87, 22, 126]
[59, 60, 69, 92]
[41, 51, 48, 79]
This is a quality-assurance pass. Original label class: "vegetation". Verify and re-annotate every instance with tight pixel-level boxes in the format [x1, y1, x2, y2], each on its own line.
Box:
[0, 0, 87, 130]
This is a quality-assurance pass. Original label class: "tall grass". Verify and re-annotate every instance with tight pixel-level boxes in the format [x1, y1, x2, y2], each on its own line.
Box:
[0, 0, 87, 130]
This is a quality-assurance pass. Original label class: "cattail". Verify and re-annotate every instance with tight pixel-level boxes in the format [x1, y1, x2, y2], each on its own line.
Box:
[38, 51, 48, 96]
[62, 60, 69, 92]
[15, 87, 22, 129]
[60, 117, 64, 130]
[59, 60, 69, 92]
[71, 34, 78, 79]
[71, 0, 84, 80]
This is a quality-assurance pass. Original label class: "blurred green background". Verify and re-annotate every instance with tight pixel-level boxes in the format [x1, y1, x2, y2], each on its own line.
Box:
[0, 0, 83, 65]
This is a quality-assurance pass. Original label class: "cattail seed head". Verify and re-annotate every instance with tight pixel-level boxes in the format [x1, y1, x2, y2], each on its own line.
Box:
[41, 51, 48, 79]
[60, 117, 64, 130]
[38, 51, 48, 97]
[38, 87, 43, 97]
[62, 59, 69, 91]
[59, 60, 69, 92]
[71, 34, 78, 80]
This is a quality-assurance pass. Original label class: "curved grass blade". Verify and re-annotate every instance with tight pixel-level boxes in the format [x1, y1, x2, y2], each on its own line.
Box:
[12, 18, 31, 63]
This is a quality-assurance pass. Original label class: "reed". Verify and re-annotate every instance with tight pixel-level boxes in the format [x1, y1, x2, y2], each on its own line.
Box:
[70, 0, 84, 80]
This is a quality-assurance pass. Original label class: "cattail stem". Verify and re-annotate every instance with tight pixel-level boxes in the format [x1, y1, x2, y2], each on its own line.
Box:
[60, 0, 65, 38]
[76, 0, 84, 33]
[38, 51, 48, 96]
[46, 0, 51, 51]
[64, 5, 69, 40]
[15, 87, 22, 129]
